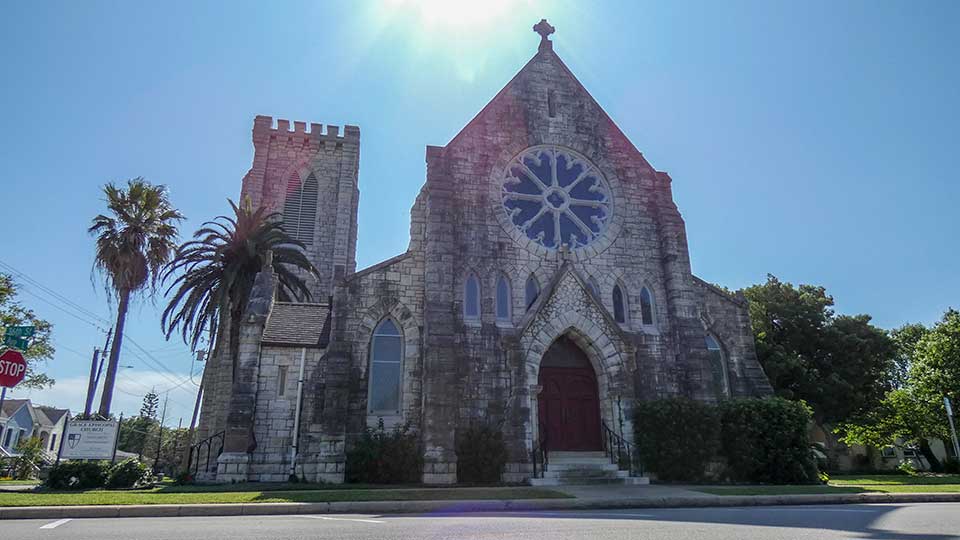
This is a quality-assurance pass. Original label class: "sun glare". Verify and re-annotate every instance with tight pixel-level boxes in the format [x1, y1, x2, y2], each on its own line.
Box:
[383, 0, 523, 32]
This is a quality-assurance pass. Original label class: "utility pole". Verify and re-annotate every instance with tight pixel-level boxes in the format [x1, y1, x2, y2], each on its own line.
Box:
[85, 328, 112, 418]
[154, 392, 168, 474]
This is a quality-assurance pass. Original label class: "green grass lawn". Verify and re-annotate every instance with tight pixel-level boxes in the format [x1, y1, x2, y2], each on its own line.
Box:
[696, 474, 960, 496]
[0, 479, 40, 485]
[0, 485, 570, 507]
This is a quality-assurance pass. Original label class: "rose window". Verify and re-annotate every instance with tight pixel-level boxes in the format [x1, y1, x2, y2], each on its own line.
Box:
[501, 146, 612, 249]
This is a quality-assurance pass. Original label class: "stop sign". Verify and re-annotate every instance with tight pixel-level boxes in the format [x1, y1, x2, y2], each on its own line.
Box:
[0, 349, 27, 388]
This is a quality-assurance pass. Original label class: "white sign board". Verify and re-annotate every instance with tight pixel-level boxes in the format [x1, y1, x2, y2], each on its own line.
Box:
[60, 420, 119, 460]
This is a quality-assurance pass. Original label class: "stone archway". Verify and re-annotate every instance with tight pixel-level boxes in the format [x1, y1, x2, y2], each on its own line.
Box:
[537, 336, 602, 451]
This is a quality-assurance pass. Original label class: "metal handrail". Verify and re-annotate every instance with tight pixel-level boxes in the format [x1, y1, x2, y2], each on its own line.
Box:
[531, 429, 549, 479]
[187, 431, 224, 477]
[601, 421, 643, 477]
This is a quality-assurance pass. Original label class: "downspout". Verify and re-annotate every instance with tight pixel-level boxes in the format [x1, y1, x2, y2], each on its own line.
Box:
[289, 347, 307, 479]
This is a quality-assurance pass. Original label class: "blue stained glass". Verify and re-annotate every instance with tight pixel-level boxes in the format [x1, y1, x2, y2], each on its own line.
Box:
[502, 146, 612, 250]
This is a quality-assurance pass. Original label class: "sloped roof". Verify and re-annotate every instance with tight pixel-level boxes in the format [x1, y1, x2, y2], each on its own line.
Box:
[261, 302, 330, 348]
[35, 406, 69, 425]
[0, 399, 29, 419]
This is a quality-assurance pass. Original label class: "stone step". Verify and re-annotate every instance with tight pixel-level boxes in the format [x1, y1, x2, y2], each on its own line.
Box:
[545, 462, 620, 472]
[530, 475, 650, 486]
[541, 469, 629, 480]
[548, 451, 607, 459]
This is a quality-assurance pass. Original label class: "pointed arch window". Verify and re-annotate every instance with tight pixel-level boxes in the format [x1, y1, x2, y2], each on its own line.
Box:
[368, 318, 403, 413]
[283, 172, 319, 244]
[706, 334, 731, 398]
[525, 274, 540, 311]
[587, 276, 600, 297]
[464, 273, 480, 320]
[612, 283, 627, 323]
[496, 274, 512, 322]
[640, 287, 655, 326]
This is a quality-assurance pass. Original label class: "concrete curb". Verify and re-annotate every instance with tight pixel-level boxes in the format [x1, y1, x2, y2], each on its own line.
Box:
[2, 492, 959, 520]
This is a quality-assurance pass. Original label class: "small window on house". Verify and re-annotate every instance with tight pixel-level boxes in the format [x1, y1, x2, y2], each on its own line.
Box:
[881, 446, 897, 459]
[2, 428, 11, 448]
[49, 434, 57, 451]
[547, 89, 557, 118]
[278, 365, 288, 397]
[496, 274, 511, 321]
[525, 274, 540, 311]
[903, 445, 920, 458]
[612, 284, 627, 323]
[640, 287, 655, 326]
[369, 318, 403, 413]
[464, 273, 480, 319]
[706, 334, 731, 398]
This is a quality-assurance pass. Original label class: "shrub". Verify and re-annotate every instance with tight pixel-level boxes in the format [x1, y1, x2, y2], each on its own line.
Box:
[943, 457, 960, 475]
[633, 398, 720, 482]
[719, 397, 819, 484]
[455, 422, 508, 484]
[45, 460, 110, 490]
[106, 458, 152, 488]
[897, 459, 917, 475]
[345, 419, 422, 484]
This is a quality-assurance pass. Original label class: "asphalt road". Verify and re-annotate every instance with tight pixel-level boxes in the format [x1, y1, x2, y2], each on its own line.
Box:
[5, 503, 959, 540]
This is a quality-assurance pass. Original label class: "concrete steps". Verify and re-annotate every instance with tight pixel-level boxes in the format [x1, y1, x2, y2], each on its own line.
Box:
[529, 451, 650, 486]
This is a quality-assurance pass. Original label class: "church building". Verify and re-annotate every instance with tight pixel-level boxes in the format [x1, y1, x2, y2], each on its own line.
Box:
[197, 21, 773, 485]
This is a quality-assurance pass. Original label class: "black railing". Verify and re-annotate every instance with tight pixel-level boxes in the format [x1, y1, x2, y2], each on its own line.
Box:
[531, 430, 549, 479]
[187, 431, 224, 478]
[601, 421, 643, 477]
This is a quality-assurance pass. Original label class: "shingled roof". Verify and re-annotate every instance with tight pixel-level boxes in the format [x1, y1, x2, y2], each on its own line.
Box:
[261, 302, 331, 348]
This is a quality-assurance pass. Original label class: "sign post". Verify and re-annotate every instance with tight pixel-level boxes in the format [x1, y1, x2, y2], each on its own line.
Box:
[945, 396, 960, 462]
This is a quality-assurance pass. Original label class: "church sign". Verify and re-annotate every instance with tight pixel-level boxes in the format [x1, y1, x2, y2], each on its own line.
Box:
[59, 419, 119, 460]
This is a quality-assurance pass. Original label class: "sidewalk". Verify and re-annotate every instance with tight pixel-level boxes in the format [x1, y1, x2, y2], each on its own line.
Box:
[2, 484, 959, 520]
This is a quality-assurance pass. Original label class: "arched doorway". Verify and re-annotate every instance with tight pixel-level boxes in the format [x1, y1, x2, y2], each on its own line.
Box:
[537, 336, 602, 451]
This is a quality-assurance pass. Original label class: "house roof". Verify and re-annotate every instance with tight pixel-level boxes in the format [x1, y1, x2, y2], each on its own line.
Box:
[35, 406, 69, 425]
[262, 302, 331, 348]
[0, 399, 29, 419]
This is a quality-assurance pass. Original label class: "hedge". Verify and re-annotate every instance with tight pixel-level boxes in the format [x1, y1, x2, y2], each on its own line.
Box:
[719, 397, 818, 484]
[634, 397, 818, 484]
[633, 399, 720, 481]
[345, 420, 422, 484]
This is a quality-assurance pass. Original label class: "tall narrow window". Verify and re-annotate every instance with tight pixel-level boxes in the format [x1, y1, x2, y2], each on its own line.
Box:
[369, 319, 403, 413]
[278, 365, 288, 397]
[525, 274, 540, 311]
[49, 434, 57, 451]
[496, 274, 511, 322]
[613, 284, 627, 323]
[640, 287, 655, 326]
[587, 276, 600, 297]
[464, 273, 480, 319]
[282, 172, 319, 244]
[706, 334, 730, 398]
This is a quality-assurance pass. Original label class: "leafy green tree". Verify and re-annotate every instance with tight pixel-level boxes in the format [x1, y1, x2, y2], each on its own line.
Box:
[13, 436, 44, 479]
[117, 415, 158, 457]
[89, 178, 184, 417]
[743, 275, 896, 425]
[161, 199, 318, 376]
[890, 323, 928, 389]
[140, 390, 159, 419]
[0, 274, 55, 388]
[837, 310, 960, 471]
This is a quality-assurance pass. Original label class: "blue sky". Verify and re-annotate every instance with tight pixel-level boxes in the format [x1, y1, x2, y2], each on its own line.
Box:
[1, 1, 957, 422]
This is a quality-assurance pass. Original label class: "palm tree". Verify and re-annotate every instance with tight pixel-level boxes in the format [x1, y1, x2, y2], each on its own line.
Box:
[161, 199, 318, 377]
[90, 178, 184, 417]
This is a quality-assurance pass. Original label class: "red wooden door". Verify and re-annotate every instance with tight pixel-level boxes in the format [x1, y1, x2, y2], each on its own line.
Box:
[537, 337, 602, 451]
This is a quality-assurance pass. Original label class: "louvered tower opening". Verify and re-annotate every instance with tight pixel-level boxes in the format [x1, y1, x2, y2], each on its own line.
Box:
[283, 173, 319, 244]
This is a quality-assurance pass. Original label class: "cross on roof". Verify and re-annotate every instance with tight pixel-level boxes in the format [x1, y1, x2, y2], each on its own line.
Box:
[533, 19, 555, 51]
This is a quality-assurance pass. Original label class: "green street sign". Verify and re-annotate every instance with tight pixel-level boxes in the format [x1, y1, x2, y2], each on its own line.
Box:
[4, 326, 35, 339]
[2, 335, 30, 350]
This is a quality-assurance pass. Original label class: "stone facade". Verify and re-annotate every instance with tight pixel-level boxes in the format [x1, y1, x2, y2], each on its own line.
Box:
[197, 26, 773, 484]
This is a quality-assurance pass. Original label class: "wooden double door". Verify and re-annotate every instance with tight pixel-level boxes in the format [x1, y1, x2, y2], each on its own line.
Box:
[537, 336, 602, 451]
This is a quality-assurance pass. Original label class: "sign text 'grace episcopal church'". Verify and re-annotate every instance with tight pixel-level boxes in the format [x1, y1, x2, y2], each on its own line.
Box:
[196, 21, 773, 485]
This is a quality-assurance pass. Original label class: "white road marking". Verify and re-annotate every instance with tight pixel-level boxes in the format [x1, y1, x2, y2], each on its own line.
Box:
[39, 518, 72, 529]
[303, 515, 385, 524]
